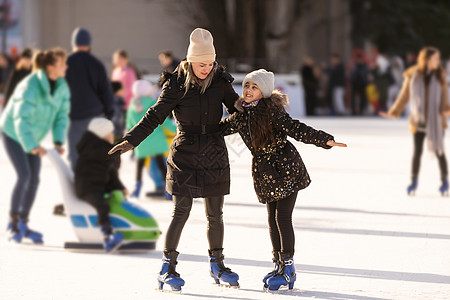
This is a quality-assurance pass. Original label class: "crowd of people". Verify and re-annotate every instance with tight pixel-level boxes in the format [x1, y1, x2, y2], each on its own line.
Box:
[0, 25, 448, 293]
[301, 47, 450, 117]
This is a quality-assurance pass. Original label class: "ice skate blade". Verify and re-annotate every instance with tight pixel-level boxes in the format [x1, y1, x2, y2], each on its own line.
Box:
[265, 287, 299, 293]
[157, 288, 182, 294]
[212, 282, 240, 289]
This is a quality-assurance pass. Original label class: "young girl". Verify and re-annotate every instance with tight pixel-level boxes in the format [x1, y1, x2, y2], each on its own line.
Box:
[220, 69, 346, 291]
[126, 79, 176, 199]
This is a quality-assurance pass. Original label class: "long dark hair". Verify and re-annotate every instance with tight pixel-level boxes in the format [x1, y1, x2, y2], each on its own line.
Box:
[416, 46, 445, 84]
[251, 98, 275, 149]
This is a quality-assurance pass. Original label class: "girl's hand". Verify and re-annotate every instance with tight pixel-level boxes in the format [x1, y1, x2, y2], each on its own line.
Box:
[123, 189, 129, 197]
[108, 140, 134, 155]
[31, 146, 47, 157]
[443, 109, 450, 117]
[54, 143, 65, 155]
[378, 111, 394, 118]
[327, 140, 347, 147]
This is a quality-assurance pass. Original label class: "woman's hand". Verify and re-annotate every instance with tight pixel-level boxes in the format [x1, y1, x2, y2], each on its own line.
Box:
[31, 146, 47, 157]
[378, 111, 394, 118]
[327, 140, 347, 147]
[443, 109, 450, 117]
[123, 189, 129, 197]
[108, 140, 134, 155]
[54, 143, 65, 155]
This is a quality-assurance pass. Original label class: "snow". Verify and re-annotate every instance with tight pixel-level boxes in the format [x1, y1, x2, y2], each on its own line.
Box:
[1, 117, 450, 300]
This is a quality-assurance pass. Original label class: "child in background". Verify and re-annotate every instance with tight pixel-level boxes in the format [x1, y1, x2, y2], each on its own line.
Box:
[126, 79, 176, 199]
[74, 118, 127, 252]
[111, 81, 126, 142]
[220, 69, 346, 291]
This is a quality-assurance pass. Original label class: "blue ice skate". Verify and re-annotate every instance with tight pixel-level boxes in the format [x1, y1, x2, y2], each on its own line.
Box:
[407, 178, 418, 196]
[130, 181, 142, 198]
[263, 251, 280, 289]
[157, 251, 185, 292]
[101, 225, 124, 253]
[209, 249, 239, 287]
[18, 218, 43, 244]
[267, 256, 296, 291]
[6, 216, 22, 243]
[439, 178, 449, 196]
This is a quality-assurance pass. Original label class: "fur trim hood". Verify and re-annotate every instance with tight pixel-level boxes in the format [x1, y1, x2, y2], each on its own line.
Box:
[234, 90, 289, 112]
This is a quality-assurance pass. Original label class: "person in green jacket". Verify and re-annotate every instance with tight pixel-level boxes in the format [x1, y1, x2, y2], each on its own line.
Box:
[126, 79, 176, 199]
[0, 48, 70, 244]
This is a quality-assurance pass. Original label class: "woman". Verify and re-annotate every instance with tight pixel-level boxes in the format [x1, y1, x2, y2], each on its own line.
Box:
[109, 28, 240, 291]
[0, 48, 70, 243]
[111, 49, 137, 109]
[3, 48, 33, 108]
[380, 47, 449, 196]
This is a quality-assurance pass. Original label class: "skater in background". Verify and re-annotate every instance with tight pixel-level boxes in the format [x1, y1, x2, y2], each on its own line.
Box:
[3, 48, 33, 108]
[111, 49, 137, 109]
[158, 50, 180, 74]
[66, 27, 114, 170]
[111, 81, 126, 141]
[126, 79, 176, 199]
[74, 118, 127, 252]
[380, 46, 450, 196]
[220, 69, 346, 291]
[0, 48, 70, 244]
[300, 56, 318, 116]
[109, 28, 240, 291]
[327, 53, 347, 115]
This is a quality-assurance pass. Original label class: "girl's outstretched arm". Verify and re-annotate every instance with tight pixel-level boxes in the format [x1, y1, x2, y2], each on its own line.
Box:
[273, 107, 340, 149]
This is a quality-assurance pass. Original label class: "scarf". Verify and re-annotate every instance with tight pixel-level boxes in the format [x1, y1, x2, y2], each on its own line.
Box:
[410, 71, 443, 154]
[242, 99, 260, 108]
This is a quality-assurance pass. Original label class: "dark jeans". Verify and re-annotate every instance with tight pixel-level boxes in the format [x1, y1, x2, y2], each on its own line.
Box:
[266, 191, 298, 257]
[80, 192, 110, 226]
[412, 131, 448, 180]
[164, 195, 224, 254]
[2, 132, 41, 217]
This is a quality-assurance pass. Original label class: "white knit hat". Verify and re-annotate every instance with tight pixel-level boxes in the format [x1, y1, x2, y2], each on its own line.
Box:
[186, 28, 216, 63]
[88, 117, 114, 138]
[132, 79, 152, 98]
[242, 69, 275, 98]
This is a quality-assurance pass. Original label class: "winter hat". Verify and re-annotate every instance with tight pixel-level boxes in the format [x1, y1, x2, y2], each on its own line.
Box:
[186, 28, 216, 63]
[71, 27, 91, 47]
[87, 118, 114, 138]
[132, 80, 153, 98]
[242, 69, 275, 98]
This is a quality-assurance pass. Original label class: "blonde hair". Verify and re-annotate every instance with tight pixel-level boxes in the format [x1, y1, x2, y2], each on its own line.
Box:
[178, 61, 217, 96]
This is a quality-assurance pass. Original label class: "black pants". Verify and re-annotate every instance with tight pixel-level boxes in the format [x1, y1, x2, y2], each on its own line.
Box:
[136, 155, 167, 182]
[164, 195, 224, 254]
[412, 131, 448, 180]
[266, 191, 297, 257]
[81, 192, 110, 226]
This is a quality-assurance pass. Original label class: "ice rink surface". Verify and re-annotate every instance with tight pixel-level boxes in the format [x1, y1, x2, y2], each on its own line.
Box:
[1, 117, 450, 300]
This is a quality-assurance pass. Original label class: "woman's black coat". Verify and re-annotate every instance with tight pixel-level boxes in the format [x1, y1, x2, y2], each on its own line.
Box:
[220, 91, 334, 204]
[75, 131, 125, 198]
[124, 66, 239, 197]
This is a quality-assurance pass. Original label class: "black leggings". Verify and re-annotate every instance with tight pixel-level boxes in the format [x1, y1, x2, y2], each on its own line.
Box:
[266, 191, 297, 257]
[164, 195, 224, 254]
[136, 154, 167, 182]
[412, 131, 448, 180]
[81, 192, 110, 226]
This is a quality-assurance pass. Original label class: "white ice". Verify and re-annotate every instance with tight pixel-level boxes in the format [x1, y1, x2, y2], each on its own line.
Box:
[1, 117, 450, 300]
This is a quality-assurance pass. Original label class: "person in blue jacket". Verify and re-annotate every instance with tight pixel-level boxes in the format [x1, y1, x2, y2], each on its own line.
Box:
[0, 48, 70, 244]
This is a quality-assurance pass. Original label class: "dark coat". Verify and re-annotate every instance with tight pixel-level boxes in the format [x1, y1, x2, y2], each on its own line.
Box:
[220, 91, 334, 204]
[3, 68, 31, 108]
[123, 65, 239, 197]
[66, 51, 114, 120]
[74, 131, 124, 198]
